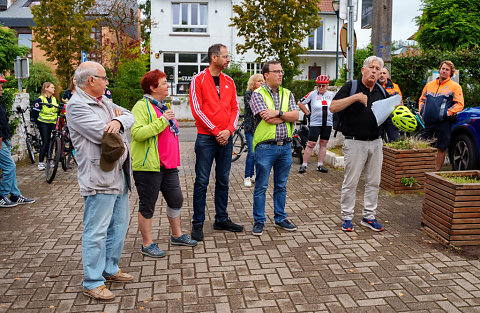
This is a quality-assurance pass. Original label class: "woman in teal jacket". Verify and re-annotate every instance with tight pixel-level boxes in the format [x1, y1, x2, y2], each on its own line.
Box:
[131, 69, 197, 258]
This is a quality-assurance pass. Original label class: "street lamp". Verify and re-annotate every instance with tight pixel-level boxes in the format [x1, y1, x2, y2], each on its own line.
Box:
[332, 0, 340, 81]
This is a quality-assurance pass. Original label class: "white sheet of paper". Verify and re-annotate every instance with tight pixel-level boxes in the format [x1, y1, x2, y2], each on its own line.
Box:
[371, 94, 402, 126]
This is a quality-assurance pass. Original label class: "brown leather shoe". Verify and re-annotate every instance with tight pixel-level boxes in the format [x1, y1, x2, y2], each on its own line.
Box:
[104, 269, 134, 282]
[83, 285, 115, 301]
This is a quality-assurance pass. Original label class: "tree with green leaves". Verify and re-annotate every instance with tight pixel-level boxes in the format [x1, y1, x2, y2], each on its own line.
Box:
[230, 0, 322, 85]
[31, 0, 97, 88]
[415, 0, 480, 51]
[0, 26, 30, 73]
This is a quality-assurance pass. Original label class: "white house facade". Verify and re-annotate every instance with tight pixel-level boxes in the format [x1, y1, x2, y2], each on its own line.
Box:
[150, 0, 345, 118]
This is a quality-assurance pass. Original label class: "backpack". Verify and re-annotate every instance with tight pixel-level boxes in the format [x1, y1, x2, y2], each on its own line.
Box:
[332, 80, 386, 137]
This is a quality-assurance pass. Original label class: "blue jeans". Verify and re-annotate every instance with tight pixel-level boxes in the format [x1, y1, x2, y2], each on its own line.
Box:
[82, 174, 129, 290]
[192, 134, 233, 226]
[252, 142, 292, 224]
[0, 140, 21, 198]
[244, 132, 255, 178]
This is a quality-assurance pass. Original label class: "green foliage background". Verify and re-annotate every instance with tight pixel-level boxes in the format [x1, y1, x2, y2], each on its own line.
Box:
[0, 26, 30, 73]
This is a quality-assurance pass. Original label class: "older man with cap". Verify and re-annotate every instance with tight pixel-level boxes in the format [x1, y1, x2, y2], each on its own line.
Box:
[0, 75, 35, 207]
[66, 61, 134, 301]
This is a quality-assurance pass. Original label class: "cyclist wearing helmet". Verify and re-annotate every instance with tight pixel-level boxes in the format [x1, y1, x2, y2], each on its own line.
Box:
[419, 60, 464, 170]
[297, 75, 335, 173]
[378, 68, 402, 142]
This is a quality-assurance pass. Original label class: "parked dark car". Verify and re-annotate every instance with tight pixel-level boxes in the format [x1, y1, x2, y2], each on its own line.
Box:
[449, 106, 480, 170]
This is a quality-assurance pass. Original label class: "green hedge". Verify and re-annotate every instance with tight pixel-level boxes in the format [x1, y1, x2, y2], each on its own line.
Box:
[287, 79, 316, 101]
[109, 87, 143, 111]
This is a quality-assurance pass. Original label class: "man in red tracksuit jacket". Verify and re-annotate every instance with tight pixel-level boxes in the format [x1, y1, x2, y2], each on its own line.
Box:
[189, 43, 243, 241]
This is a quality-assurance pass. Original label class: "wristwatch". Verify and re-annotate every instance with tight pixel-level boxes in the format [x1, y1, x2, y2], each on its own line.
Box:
[278, 110, 283, 117]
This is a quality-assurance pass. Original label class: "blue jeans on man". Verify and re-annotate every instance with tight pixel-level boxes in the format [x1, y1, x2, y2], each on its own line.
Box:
[252, 142, 292, 224]
[0, 140, 21, 198]
[82, 174, 129, 290]
[244, 132, 255, 178]
[192, 134, 233, 225]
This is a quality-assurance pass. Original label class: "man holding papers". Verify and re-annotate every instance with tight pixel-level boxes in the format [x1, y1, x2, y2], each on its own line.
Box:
[330, 56, 388, 233]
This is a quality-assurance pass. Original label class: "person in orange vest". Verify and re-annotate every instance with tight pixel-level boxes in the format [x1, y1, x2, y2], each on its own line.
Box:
[419, 60, 464, 170]
[378, 67, 402, 142]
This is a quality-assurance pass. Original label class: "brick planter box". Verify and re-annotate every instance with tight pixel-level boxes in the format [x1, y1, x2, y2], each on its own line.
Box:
[422, 171, 480, 246]
[380, 146, 437, 193]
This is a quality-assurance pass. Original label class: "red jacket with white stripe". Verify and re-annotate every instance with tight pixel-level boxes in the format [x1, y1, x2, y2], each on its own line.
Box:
[189, 68, 239, 136]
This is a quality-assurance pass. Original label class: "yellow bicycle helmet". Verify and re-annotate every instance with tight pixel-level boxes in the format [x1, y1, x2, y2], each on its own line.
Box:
[391, 106, 417, 132]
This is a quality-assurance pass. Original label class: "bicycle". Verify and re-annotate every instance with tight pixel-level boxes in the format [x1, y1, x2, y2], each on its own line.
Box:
[41, 102, 76, 184]
[291, 119, 309, 164]
[16, 106, 42, 164]
[231, 114, 246, 162]
[404, 97, 426, 132]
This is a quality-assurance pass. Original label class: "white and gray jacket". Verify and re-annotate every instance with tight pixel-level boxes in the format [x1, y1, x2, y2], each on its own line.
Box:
[66, 88, 135, 196]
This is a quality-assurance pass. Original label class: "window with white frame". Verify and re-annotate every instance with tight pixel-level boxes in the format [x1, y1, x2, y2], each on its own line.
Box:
[172, 2, 208, 33]
[246, 62, 262, 75]
[308, 20, 323, 50]
[163, 52, 209, 94]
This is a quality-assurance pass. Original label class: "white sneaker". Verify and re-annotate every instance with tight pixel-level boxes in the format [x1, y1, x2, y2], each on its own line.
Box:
[38, 162, 45, 171]
[244, 177, 252, 187]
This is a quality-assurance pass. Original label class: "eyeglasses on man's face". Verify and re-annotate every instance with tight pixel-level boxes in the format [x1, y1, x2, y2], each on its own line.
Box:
[269, 70, 285, 75]
[216, 54, 231, 60]
[318, 84, 328, 87]
[93, 75, 108, 81]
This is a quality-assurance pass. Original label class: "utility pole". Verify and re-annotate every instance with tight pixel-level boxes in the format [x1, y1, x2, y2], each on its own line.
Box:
[347, 0, 354, 81]
[371, 0, 392, 70]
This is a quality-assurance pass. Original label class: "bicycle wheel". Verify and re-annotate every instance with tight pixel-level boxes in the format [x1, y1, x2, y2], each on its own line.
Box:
[61, 137, 69, 171]
[46, 136, 61, 184]
[231, 130, 245, 162]
[26, 135, 35, 163]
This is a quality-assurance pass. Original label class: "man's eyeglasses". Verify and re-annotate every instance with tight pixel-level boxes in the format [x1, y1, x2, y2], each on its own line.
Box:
[93, 75, 108, 81]
[318, 84, 328, 87]
[216, 54, 231, 60]
[269, 70, 285, 75]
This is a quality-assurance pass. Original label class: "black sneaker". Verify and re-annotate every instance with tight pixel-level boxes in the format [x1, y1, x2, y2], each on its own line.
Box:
[10, 195, 35, 205]
[252, 222, 264, 236]
[299, 165, 307, 174]
[213, 218, 244, 232]
[317, 165, 328, 173]
[0, 196, 17, 208]
[275, 219, 297, 231]
[191, 225, 204, 241]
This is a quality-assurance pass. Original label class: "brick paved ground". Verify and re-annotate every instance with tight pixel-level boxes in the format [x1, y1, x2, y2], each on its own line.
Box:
[1, 141, 480, 312]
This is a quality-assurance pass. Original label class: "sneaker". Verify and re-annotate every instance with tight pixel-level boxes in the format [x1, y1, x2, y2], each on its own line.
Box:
[141, 243, 166, 258]
[298, 165, 307, 174]
[317, 165, 328, 173]
[252, 222, 264, 236]
[38, 162, 45, 171]
[191, 224, 204, 241]
[244, 177, 252, 187]
[83, 285, 115, 301]
[361, 218, 384, 232]
[104, 269, 134, 282]
[275, 219, 297, 231]
[171, 234, 198, 247]
[342, 220, 354, 232]
[213, 218, 244, 232]
[0, 196, 17, 208]
[10, 195, 35, 205]
[251, 175, 255, 183]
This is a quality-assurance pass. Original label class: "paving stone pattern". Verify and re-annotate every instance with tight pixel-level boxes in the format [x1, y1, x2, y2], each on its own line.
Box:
[1, 142, 480, 312]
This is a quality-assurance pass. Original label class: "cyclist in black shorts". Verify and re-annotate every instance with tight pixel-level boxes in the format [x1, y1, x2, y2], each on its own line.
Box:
[297, 75, 335, 173]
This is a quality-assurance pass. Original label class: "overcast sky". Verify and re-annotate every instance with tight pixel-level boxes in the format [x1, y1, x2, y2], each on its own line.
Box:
[354, 0, 423, 48]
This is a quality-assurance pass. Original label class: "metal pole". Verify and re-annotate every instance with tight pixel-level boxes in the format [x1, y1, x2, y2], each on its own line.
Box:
[335, 15, 339, 81]
[16, 57, 22, 92]
[347, 0, 354, 81]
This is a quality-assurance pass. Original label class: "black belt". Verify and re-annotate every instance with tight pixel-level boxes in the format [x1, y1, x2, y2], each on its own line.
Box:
[260, 139, 292, 146]
[344, 136, 380, 141]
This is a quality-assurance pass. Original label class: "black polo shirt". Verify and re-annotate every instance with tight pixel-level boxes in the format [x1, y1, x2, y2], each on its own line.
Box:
[333, 80, 388, 139]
